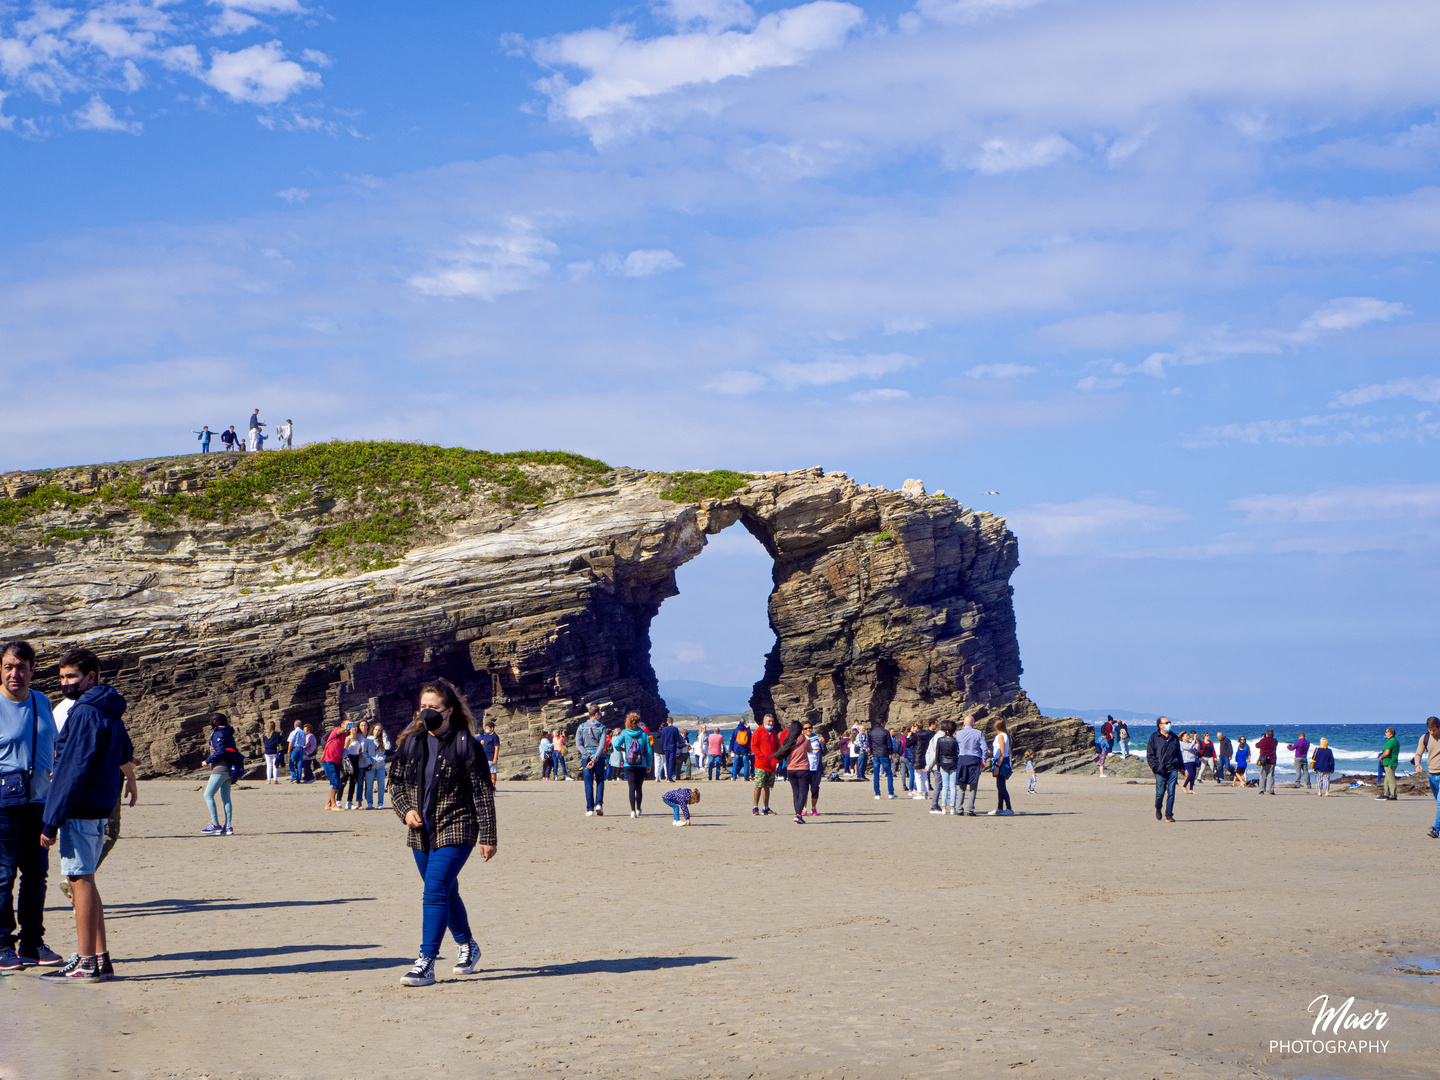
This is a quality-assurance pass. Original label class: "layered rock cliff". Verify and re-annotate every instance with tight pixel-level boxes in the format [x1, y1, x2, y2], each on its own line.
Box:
[0, 445, 1093, 777]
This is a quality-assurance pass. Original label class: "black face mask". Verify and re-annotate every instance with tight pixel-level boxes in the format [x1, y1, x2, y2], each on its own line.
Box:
[421, 708, 445, 733]
[61, 684, 84, 700]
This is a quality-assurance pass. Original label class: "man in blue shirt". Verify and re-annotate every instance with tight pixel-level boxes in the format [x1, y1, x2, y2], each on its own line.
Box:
[0, 640, 60, 970]
[478, 722, 500, 781]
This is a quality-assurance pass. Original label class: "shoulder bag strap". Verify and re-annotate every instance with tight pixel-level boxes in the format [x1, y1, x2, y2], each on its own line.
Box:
[27, 692, 38, 780]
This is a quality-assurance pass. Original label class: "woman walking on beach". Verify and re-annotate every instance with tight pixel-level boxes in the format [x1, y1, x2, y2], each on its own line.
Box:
[389, 678, 496, 987]
[988, 719, 1013, 816]
[612, 713, 653, 817]
[1180, 732, 1199, 791]
[201, 713, 240, 835]
[1416, 717, 1440, 836]
[262, 720, 283, 784]
[1231, 736, 1249, 787]
[777, 720, 811, 824]
[552, 730, 569, 780]
[1312, 738, 1336, 799]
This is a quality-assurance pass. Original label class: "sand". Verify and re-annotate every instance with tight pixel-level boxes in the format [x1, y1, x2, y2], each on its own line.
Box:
[1, 772, 1435, 1080]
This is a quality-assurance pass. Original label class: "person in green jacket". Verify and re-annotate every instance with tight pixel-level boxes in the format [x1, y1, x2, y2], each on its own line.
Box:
[612, 713, 654, 818]
[1378, 727, 1400, 801]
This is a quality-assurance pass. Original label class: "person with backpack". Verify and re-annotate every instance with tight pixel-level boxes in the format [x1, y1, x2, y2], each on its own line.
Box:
[201, 713, 243, 835]
[926, 720, 960, 814]
[776, 720, 813, 824]
[612, 713, 653, 817]
[729, 721, 752, 781]
[576, 704, 608, 816]
[389, 679, 496, 987]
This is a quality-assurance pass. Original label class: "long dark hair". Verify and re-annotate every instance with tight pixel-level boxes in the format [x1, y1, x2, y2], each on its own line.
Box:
[776, 719, 805, 762]
[400, 677, 477, 744]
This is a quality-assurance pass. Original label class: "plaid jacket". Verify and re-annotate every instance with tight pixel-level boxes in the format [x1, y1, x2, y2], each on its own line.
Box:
[389, 728, 497, 851]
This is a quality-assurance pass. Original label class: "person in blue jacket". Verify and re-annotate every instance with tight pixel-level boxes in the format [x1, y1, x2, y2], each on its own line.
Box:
[39, 647, 133, 983]
[729, 720, 753, 781]
[659, 717, 688, 785]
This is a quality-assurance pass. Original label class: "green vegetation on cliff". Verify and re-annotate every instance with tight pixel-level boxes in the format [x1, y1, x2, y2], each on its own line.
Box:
[653, 469, 754, 503]
[2, 441, 610, 573]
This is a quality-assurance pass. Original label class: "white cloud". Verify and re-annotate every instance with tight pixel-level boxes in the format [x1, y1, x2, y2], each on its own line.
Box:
[0, 90, 12, 130]
[210, 0, 307, 35]
[1288, 296, 1406, 342]
[530, 0, 863, 139]
[275, 186, 309, 203]
[913, 0, 1045, 24]
[204, 41, 321, 105]
[847, 387, 910, 403]
[1036, 311, 1186, 349]
[1075, 375, 1124, 392]
[73, 94, 140, 133]
[620, 248, 683, 276]
[1184, 411, 1440, 448]
[1331, 375, 1440, 408]
[973, 134, 1075, 174]
[658, 0, 757, 32]
[964, 362, 1036, 379]
[705, 370, 769, 395]
[770, 351, 914, 388]
[1232, 483, 1440, 525]
[409, 222, 558, 301]
[1007, 495, 1188, 555]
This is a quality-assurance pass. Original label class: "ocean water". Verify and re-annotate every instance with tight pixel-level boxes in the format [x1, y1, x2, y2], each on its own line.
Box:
[1094, 722, 1435, 779]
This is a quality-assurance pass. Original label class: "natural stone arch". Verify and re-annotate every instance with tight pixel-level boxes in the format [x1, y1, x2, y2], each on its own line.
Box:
[0, 459, 1092, 776]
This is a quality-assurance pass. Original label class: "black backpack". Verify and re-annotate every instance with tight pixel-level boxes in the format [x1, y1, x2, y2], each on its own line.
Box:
[935, 735, 958, 769]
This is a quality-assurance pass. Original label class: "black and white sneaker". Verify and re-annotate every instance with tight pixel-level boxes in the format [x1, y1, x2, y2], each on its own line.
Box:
[453, 942, 482, 975]
[18, 941, 64, 967]
[40, 953, 104, 982]
[401, 956, 436, 986]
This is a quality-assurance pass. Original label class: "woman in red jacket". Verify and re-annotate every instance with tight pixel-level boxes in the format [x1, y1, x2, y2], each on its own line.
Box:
[750, 714, 782, 817]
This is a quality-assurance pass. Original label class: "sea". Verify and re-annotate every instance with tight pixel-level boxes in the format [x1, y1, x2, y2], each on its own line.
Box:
[1093, 721, 1434, 780]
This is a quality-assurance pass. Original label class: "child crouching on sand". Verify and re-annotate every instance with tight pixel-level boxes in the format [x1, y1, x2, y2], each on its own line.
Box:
[663, 787, 700, 825]
[1025, 750, 1036, 793]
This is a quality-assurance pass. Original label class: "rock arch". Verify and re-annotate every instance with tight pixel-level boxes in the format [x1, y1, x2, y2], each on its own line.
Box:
[0, 463, 1092, 775]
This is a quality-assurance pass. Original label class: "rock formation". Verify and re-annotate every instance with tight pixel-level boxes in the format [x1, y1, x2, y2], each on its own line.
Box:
[0, 449, 1093, 777]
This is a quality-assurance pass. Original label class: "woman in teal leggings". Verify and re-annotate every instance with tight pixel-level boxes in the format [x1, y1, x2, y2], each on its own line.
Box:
[201, 713, 238, 835]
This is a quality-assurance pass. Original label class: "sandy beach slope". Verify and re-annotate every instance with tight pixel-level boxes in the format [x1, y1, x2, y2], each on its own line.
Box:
[1, 775, 1434, 1079]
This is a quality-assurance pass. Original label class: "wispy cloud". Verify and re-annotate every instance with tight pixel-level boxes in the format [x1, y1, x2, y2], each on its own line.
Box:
[1231, 483, 1440, 525]
[72, 94, 140, 133]
[1007, 495, 1189, 555]
[964, 362, 1035, 379]
[409, 221, 558, 300]
[1330, 374, 1440, 408]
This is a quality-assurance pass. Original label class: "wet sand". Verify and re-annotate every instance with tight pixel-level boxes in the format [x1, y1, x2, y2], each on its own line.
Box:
[1, 774, 1435, 1079]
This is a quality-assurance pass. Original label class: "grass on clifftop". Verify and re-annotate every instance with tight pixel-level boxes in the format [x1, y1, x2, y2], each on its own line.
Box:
[654, 469, 754, 503]
[2, 441, 610, 573]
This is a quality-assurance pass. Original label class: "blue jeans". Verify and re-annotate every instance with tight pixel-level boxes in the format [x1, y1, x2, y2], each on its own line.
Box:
[730, 753, 751, 780]
[362, 767, 385, 808]
[204, 773, 232, 826]
[583, 758, 605, 811]
[288, 748, 303, 781]
[871, 756, 894, 796]
[0, 802, 48, 954]
[413, 845, 474, 959]
[1430, 775, 1440, 830]
[938, 767, 957, 808]
[1218, 756, 1231, 782]
[322, 761, 341, 791]
[1154, 769, 1179, 818]
[553, 753, 568, 780]
[856, 752, 869, 780]
[708, 754, 724, 780]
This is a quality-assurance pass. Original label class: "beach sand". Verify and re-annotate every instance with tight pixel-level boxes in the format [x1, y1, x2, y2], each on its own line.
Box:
[1, 774, 1434, 1079]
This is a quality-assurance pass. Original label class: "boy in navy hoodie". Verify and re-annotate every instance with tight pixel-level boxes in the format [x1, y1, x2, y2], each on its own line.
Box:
[38, 647, 133, 982]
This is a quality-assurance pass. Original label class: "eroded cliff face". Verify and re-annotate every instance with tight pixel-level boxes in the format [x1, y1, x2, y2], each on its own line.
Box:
[0, 455, 1093, 776]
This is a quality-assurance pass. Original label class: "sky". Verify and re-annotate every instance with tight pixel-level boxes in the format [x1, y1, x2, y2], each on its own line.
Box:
[3, 0, 1439, 724]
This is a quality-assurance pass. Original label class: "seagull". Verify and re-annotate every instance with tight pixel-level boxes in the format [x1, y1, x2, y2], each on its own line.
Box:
[984, 490, 1000, 495]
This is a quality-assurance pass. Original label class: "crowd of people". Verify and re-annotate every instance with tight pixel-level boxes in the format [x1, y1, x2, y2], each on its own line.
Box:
[190, 409, 294, 454]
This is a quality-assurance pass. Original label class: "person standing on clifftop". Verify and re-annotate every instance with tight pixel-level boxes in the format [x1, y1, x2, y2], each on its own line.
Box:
[1147, 717, 1182, 822]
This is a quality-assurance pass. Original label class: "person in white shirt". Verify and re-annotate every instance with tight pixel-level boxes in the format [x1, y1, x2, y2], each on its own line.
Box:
[364, 725, 390, 809]
[342, 723, 372, 809]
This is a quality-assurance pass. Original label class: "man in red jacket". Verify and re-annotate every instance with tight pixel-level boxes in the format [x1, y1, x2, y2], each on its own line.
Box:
[750, 714, 782, 817]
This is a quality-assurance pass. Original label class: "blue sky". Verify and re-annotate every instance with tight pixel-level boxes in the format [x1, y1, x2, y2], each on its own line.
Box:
[3, 0, 1439, 723]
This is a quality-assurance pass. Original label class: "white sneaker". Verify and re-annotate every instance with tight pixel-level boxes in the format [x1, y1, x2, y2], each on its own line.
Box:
[889, 794, 898, 799]
[987, 809, 999, 815]
[401, 956, 436, 987]
[929, 809, 943, 814]
[874, 795, 881, 800]
[453, 942, 482, 975]
[585, 810, 594, 816]
[911, 794, 923, 800]
[630, 810, 637, 818]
